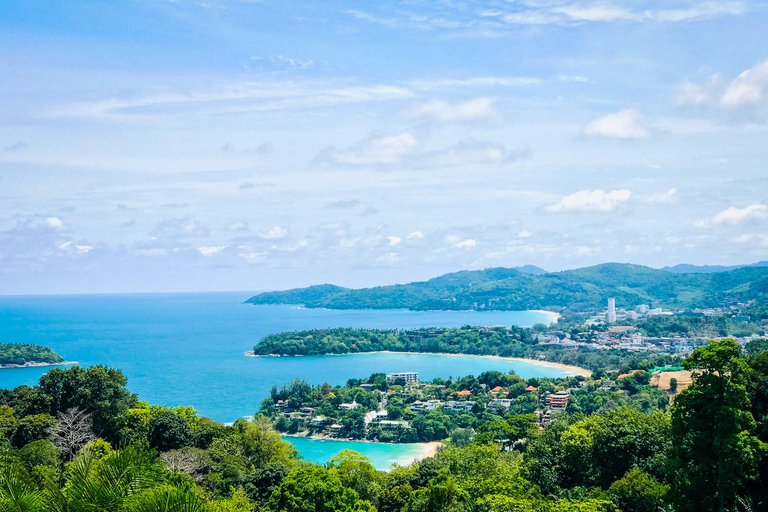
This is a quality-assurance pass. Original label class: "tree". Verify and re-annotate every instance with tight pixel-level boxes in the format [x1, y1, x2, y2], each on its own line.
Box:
[149, 411, 193, 452]
[265, 466, 375, 512]
[608, 468, 668, 512]
[12, 414, 55, 449]
[668, 339, 767, 512]
[160, 447, 209, 484]
[52, 407, 95, 461]
[37, 365, 139, 442]
[330, 450, 382, 505]
[668, 378, 678, 393]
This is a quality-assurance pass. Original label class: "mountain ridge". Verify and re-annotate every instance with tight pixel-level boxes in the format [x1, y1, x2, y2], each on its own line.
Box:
[246, 262, 768, 312]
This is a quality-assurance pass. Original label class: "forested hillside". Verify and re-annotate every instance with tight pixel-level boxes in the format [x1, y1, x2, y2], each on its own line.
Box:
[247, 263, 768, 311]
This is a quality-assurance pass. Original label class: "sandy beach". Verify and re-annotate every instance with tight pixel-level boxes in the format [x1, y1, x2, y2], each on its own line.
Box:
[246, 349, 590, 377]
[342, 351, 591, 377]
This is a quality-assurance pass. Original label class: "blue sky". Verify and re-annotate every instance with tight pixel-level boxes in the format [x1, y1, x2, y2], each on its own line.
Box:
[1, 0, 767, 294]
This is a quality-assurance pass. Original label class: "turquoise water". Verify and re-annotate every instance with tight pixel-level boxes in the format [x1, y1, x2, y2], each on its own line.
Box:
[0, 293, 571, 423]
[285, 437, 431, 470]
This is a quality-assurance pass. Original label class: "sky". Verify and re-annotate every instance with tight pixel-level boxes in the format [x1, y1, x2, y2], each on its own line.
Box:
[1, 0, 768, 295]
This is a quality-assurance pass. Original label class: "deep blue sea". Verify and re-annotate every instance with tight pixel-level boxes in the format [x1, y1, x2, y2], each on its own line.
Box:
[0, 292, 573, 466]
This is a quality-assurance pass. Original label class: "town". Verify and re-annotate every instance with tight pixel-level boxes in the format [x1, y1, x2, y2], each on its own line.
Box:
[535, 297, 767, 356]
[262, 362, 680, 443]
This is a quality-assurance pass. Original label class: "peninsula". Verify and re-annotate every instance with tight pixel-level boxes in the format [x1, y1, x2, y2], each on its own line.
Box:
[0, 343, 67, 369]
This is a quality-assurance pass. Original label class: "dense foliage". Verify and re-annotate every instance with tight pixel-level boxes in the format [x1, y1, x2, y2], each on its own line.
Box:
[2, 339, 768, 511]
[253, 327, 683, 372]
[0, 343, 64, 366]
[247, 263, 768, 311]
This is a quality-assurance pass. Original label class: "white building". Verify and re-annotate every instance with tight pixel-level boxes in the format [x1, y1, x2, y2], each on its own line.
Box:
[387, 372, 419, 384]
[410, 400, 440, 413]
[444, 401, 476, 413]
[606, 298, 617, 323]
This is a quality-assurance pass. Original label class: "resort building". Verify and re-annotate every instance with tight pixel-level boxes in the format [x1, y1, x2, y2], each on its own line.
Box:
[338, 400, 359, 411]
[387, 372, 419, 383]
[444, 401, 476, 413]
[487, 399, 514, 410]
[411, 400, 441, 413]
[379, 420, 410, 432]
[546, 390, 570, 410]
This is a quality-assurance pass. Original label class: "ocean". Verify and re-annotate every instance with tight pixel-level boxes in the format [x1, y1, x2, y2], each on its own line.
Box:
[0, 292, 573, 467]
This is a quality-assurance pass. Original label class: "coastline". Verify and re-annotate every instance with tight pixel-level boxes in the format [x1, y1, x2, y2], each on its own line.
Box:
[245, 350, 590, 377]
[0, 361, 77, 370]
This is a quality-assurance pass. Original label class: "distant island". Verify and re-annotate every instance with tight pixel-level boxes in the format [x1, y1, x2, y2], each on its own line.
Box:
[245, 262, 768, 312]
[0, 343, 66, 368]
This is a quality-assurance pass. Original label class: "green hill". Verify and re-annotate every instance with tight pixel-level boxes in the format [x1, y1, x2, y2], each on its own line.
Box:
[0, 343, 65, 366]
[246, 263, 768, 311]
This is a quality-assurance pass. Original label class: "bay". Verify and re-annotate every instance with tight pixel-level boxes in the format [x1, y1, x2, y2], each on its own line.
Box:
[284, 436, 434, 470]
[0, 292, 574, 464]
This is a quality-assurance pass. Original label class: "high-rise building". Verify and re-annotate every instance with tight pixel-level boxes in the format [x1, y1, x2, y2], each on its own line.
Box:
[606, 298, 617, 323]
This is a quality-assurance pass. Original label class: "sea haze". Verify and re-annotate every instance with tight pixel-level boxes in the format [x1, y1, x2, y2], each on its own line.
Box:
[0, 292, 570, 422]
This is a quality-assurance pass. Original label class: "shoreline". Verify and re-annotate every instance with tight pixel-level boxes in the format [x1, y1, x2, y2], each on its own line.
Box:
[245, 350, 589, 377]
[0, 361, 77, 370]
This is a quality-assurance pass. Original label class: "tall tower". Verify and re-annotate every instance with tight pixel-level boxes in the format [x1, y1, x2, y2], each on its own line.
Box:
[607, 298, 617, 323]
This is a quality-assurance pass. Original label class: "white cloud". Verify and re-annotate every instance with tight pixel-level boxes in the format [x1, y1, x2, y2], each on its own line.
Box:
[678, 59, 768, 112]
[645, 188, 678, 205]
[721, 60, 768, 109]
[315, 132, 418, 167]
[315, 134, 527, 169]
[46, 217, 65, 229]
[224, 221, 249, 232]
[151, 217, 210, 239]
[258, 226, 288, 240]
[387, 236, 402, 246]
[551, 4, 637, 22]
[518, 230, 531, 238]
[707, 203, 767, 226]
[58, 240, 93, 254]
[557, 75, 589, 83]
[546, 189, 632, 213]
[409, 77, 541, 90]
[454, 239, 477, 248]
[583, 108, 649, 139]
[576, 246, 601, 256]
[197, 246, 226, 257]
[410, 97, 498, 123]
[49, 80, 415, 120]
[408, 231, 425, 239]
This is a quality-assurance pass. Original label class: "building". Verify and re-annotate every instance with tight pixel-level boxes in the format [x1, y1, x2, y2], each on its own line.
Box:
[338, 400, 359, 411]
[444, 401, 476, 413]
[546, 390, 570, 410]
[606, 298, 617, 324]
[487, 399, 514, 410]
[379, 420, 410, 432]
[310, 416, 332, 428]
[455, 390, 472, 397]
[387, 372, 419, 384]
[410, 400, 441, 413]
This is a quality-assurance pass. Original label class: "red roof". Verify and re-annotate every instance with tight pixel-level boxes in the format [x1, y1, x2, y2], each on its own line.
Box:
[525, 385, 538, 392]
[490, 386, 503, 392]
[456, 390, 472, 396]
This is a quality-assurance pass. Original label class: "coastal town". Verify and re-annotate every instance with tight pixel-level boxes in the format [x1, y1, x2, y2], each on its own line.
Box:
[535, 297, 767, 356]
[263, 360, 684, 444]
